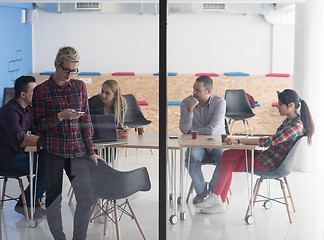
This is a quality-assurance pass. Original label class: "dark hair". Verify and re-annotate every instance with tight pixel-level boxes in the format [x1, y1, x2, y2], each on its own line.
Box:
[277, 89, 315, 144]
[196, 75, 213, 90]
[14, 75, 36, 99]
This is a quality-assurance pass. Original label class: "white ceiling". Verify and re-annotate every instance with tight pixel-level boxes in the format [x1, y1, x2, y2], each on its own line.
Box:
[0, 0, 307, 3]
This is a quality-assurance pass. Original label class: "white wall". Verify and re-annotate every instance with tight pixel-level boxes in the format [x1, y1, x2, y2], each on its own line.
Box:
[168, 14, 272, 74]
[293, 1, 324, 173]
[272, 24, 295, 73]
[33, 11, 159, 73]
[33, 10, 294, 75]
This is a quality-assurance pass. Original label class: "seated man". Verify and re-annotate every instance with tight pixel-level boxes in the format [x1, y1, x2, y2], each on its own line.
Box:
[0, 76, 46, 219]
[179, 75, 226, 205]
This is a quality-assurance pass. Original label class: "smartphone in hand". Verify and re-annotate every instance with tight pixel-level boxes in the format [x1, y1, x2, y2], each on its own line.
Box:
[76, 111, 85, 116]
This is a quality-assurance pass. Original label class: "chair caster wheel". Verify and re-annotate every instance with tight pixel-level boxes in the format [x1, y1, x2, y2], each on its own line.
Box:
[180, 211, 186, 221]
[263, 200, 272, 209]
[29, 219, 38, 228]
[177, 197, 182, 206]
[169, 215, 179, 225]
[245, 215, 255, 225]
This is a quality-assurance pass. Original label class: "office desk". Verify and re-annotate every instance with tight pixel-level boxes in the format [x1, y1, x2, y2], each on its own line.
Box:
[116, 132, 159, 149]
[178, 134, 259, 224]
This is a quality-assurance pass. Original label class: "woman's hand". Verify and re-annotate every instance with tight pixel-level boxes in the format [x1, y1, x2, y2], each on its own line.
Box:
[224, 137, 239, 145]
[117, 128, 130, 138]
[225, 137, 260, 145]
[58, 108, 84, 121]
[89, 154, 106, 166]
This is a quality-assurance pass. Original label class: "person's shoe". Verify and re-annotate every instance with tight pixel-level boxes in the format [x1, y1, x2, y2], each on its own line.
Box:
[195, 193, 223, 208]
[35, 206, 46, 216]
[200, 202, 227, 214]
[14, 203, 44, 219]
[193, 184, 209, 205]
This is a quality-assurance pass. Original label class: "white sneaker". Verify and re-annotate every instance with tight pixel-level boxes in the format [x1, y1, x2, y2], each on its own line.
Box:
[195, 193, 222, 208]
[200, 202, 227, 214]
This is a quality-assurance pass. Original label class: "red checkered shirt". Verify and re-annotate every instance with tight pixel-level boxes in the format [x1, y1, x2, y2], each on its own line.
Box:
[32, 76, 95, 158]
[256, 116, 304, 169]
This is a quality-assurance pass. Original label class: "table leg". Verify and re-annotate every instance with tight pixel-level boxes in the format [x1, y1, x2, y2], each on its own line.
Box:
[171, 150, 176, 213]
[250, 150, 254, 215]
[28, 151, 38, 227]
[167, 150, 172, 202]
[29, 151, 34, 221]
[244, 149, 255, 225]
[112, 148, 117, 169]
[179, 147, 184, 205]
[168, 149, 179, 225]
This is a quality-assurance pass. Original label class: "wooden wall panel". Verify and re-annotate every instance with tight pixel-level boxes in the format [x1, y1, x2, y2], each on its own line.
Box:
[33, 74, 292, 135]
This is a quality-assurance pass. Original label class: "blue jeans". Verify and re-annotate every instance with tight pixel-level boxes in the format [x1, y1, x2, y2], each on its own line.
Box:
[185, 148, 225, 194]
[0, 152, 45, 206]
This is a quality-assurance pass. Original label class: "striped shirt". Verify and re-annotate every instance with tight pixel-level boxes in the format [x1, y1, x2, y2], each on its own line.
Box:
[32, 76, 95, 158]
[256, 116, 304, 169]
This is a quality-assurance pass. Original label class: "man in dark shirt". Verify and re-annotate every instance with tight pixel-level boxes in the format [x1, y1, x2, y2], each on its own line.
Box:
[0, 75, 45, 219]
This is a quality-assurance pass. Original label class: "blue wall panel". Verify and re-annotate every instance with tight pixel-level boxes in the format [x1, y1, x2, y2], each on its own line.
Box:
[0, 4, 33, 105]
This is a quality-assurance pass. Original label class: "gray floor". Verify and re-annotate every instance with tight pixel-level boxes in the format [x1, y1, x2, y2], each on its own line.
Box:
[1, 148, 324, 240]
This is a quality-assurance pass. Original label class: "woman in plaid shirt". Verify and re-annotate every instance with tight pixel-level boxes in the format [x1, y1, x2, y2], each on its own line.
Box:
[195, 89, 315, 214]
[32, 46, 104, 240]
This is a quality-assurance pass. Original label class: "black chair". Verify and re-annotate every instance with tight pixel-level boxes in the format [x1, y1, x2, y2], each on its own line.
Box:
[186, 119, 231, 203]
[123, 94, 153, 155]
[89, 161, 151, 239]
[0, 170, 30, 221]
[122, 94, 152, 128]
[3, 87, 15, 106]
[225, 89, 255, 136]
[245, 136, 304, 223]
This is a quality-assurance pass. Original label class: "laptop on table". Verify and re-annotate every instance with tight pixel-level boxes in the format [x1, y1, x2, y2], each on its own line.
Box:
[91, 114, 127, 146]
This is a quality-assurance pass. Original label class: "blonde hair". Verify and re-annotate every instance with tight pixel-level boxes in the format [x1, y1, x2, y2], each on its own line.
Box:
[102, 80, 127, 126]
[55, 46, 80, 66]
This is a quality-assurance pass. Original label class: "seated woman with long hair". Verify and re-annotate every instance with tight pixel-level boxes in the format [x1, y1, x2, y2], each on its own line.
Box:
[89, 79, 129, 138]
[196, 89, 315, 214]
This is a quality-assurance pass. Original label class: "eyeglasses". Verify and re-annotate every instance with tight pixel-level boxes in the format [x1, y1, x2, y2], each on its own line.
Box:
[59, 65, 79, 75]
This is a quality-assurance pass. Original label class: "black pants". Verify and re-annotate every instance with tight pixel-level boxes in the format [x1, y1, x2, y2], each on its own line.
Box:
[39, 150, 95, 240]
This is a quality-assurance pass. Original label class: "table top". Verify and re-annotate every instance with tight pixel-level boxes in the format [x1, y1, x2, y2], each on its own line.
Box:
[178, 134, 259, 150]
[25, 132, 180, 152]
[117, 132, 180, 150]
[24, 139, 128, 153]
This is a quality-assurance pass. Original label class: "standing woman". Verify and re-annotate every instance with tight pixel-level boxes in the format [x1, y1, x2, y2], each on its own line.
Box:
[196, 89, 315, 214]
[88, 79, 129, 138]
[32, 46, 104, 240]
